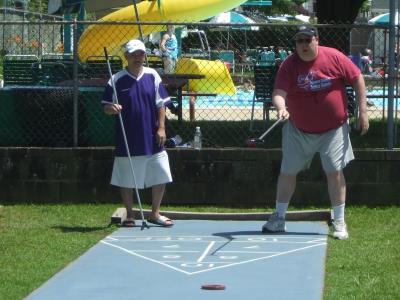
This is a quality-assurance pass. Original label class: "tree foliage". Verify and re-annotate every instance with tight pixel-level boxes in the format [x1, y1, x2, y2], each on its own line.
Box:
[316, 0, 367, 23]
[244, 0, 309, 16]
[4, 0, 49, 13]
[28, 0, 49, 14]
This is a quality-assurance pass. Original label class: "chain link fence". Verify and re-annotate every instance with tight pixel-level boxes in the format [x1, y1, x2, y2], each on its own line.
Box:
[0, 8, 64, 56]
[0, 19, 399, 148]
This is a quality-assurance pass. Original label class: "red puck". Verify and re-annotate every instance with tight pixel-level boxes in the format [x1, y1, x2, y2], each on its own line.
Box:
[201, 284, 226, 290]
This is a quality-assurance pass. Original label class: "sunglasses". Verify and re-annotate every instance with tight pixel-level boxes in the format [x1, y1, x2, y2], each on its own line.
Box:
[295, 38, 313, 44]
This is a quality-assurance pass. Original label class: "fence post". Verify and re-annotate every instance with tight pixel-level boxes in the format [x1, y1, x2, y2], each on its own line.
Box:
[386, 0, 396, 150]
[72, 19, 79, 147]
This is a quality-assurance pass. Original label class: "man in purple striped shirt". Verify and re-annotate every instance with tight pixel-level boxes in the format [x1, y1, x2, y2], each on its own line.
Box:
[102, 39, 173, 227]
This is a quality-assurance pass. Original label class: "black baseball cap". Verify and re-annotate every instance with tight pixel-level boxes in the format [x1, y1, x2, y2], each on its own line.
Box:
[294, 25, 318, 38]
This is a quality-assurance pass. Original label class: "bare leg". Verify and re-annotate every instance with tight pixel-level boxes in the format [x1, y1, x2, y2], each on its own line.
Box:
[163, 58, 173, 74]
[327, 170, 348, 239]
[148, 184, 173, 226]
[120, 187, 134, 220]
[262, 172, 296, 231]
[150, 184, 166, 219]
[326, 170, 346, 207]
[276, 172, 297, 203]
[189, 96, 196, 121]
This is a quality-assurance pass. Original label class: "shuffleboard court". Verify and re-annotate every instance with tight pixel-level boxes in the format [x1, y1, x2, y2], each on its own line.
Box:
[27, 220, 328, 300]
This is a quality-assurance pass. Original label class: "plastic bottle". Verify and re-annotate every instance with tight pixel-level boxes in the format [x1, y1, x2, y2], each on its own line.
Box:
[193, 126, 202, 150]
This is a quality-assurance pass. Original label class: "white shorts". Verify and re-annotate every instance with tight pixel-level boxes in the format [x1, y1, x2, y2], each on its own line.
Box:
[281, 121, 354, 174]
[111, 150, 172, 189]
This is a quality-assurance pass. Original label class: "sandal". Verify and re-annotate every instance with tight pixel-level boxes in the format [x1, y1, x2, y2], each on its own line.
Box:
[121, 219, 135, 227]
[147, 215, 174, 227]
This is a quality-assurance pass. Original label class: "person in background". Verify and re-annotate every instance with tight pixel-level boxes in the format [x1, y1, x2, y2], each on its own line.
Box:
[102, 39, 174, 227]
[160, 24, 178, 74]
[395, 43, 400, 66]
[360, 48, 373, 75]
[189, 95, 197, 121]
[242, 78, 254, 92]
[262, 25, 369, 240]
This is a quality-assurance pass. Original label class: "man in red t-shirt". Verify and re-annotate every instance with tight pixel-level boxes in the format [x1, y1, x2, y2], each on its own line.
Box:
[262, 25, 369, 240]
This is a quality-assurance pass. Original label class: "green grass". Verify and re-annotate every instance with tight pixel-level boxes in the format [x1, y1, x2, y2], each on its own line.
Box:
[324, 206, 400, 300]
[0, 204, 399, 299]
[0, 204, 117, 299]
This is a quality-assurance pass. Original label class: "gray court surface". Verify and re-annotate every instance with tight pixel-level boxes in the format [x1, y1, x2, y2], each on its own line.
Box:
[27, 220, 328, 300]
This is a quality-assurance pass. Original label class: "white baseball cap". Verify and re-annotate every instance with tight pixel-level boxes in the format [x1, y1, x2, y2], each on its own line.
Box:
[125, 39, 146, 54]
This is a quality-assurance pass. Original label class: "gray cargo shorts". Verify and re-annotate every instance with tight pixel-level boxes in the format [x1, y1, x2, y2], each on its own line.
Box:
[280, 121, 354, 174]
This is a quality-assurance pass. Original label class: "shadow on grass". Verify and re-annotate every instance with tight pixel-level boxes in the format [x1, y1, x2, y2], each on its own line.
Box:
[52, 225, 115, 233]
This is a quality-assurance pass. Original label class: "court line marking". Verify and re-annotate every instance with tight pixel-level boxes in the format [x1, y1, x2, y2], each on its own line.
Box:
[127, 249, 279, 254]
[101, 239, 326, 275]
[110, 235, 325, 239]
[101, 240, 193, 275]
[125, 250, 199, 253]
[161, 260, 273, 264]
[197, 241, 215, 262]
[186, 242, 327, 275]
[218, 250, 280, 254]
[111, 239, 325, 244]
[306, 238, 327, 243]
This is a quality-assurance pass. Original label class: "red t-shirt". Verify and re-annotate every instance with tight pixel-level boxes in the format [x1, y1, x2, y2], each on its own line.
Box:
[275, 46, 361, 133]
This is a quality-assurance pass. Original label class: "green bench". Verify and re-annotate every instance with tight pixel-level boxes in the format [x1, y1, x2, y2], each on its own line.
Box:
[83, 56, 123, 79]
[3, 55, 39, 85]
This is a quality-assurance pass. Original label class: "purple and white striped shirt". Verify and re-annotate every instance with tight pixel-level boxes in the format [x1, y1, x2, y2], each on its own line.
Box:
[102, 67, 171, 156]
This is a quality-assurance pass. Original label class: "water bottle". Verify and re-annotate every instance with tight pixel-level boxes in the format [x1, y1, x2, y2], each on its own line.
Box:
[193, 126, 202, 150]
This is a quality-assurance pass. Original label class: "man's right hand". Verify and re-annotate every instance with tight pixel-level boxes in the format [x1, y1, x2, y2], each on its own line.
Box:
[277, 108, 290, 120]
[272, 89, 289, 120]
[104, 103, 122, 115]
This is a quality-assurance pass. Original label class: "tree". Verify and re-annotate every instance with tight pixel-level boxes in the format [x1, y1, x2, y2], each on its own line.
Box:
[244, 0, 309, 16]
[28, 0, 49, 14]
[316, 0, 368, 53]
[316, 0, 366, 23]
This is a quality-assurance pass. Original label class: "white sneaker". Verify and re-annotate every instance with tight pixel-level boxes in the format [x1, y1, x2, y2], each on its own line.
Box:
[262, 212, 286, 233]
[332, 219, 349, 240]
